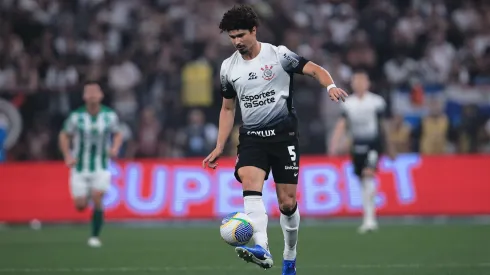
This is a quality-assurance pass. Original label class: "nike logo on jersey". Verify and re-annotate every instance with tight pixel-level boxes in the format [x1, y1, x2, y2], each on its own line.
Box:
[232, 77, 241, 83]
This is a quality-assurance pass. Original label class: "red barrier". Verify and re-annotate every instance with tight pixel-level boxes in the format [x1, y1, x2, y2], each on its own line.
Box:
[0, 154, 489, 222]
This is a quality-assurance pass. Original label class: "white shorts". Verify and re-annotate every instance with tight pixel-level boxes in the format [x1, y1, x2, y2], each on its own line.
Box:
[70, 170, 111, 199]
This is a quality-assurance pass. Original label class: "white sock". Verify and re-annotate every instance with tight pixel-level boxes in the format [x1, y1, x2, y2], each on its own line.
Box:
[280, 204, 300, 261]
[244, 195, 269, 251]
[362, 177, 376, 225]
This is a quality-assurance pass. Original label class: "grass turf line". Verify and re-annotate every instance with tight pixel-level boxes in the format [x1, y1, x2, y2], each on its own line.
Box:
[0, 224, 488, 275]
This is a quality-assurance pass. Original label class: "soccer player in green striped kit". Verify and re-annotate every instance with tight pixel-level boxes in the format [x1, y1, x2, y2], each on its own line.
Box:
[59, 81, 122, 247]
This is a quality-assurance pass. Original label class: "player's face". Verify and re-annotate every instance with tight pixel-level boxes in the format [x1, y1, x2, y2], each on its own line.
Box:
[228, 28, 256, 55]
[351, 73, 370, 95]
[83, 84, 103, 105]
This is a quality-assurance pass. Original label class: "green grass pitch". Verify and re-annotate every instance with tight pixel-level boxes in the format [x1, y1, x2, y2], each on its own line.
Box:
[0, 223, 488, 275]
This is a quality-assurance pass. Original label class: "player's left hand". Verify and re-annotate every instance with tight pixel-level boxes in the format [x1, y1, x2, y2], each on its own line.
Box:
[328, 87, 349, 102]
[387, 147, 397, 161]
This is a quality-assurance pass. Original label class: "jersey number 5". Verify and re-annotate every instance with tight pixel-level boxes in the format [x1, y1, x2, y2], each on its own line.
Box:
[287, 145, 296, 161]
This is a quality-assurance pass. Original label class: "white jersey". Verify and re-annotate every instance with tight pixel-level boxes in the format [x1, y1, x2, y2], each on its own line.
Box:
[220, 43, 308, 135]
[63, 106, 120, 173]
[341, 92, 387, 143]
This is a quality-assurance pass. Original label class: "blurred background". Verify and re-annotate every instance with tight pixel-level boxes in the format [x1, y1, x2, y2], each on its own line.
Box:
[0, 1, 489, 274]
[1, 0, 490, 162]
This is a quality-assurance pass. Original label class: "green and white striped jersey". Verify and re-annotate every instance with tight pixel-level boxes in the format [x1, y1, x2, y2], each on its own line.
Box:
[63, 105, 120, 173]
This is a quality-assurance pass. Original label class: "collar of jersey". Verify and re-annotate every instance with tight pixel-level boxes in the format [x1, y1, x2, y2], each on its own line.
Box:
[240, 42, 263, 62]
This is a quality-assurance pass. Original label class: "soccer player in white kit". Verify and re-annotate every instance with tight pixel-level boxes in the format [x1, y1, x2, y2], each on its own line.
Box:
[202, 5, 348, 275]
[59, 81, 122, 247]
[329, 70, 396, 234]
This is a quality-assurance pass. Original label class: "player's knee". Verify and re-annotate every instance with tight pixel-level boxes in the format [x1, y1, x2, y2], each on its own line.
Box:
[74, 200, 87, 212]
[276, 183, 297, 213]
[279, 201, 296, 215]
[278, 193, 296, 214]
[241, 179, 262, 192]
[92, 200, 103, 210]
[91, 191, 105, 209]
[238, 168, 264, 192]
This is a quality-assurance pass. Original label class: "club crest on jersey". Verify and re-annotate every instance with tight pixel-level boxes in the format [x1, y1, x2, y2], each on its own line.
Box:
[261, 65, 275, 81]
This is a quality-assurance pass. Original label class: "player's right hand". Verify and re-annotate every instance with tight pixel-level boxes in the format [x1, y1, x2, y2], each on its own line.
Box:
[64, 156, 77, 167]
[202, 147, 223, 169]
[328, 143, 339, 156]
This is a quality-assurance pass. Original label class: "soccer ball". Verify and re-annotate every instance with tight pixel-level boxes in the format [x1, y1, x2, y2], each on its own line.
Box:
[220, 212, 254, 246]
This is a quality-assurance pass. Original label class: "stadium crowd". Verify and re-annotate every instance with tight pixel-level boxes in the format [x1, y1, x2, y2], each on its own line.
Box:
[1, 0, 490, 161]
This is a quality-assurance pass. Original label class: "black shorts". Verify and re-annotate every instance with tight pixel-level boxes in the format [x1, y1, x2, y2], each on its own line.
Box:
[234, 128, 300, 184]
[351, 141, 381, 177]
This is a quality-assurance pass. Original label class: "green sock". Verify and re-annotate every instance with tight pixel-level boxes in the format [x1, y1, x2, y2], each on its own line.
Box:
[91, 209, 104, 237]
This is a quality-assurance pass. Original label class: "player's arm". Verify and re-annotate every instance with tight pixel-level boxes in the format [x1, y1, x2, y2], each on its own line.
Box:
[59, 115, 76, 166]
[302, 62, 347, 101]
[59, 131, 72, 159]
[203, 63, 237, 169]
[379, 102, 396, 160]
[329, 117, 347, 156]
[110, 132, 123, 158]
[382, 118, 396, 160]
[278, 45, 348, 102]
[216, 97, 236, 152]
[109, 113, 123, 158]
[216, 64, 238, 152]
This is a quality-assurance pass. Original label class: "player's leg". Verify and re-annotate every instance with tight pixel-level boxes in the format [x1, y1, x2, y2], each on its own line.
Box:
[358, 149, 379, 233]
[238, 166, 269, 249]
[74, 197, 89, 211]
[70, 172, 89, 211]
[360, 168, 377, 230]
[87, 189, 104, 247]
[87, 171, 111, 247]
[233, 142, 273, 269]
[276, 184, 299, 275]
[270, 140, 300, 275]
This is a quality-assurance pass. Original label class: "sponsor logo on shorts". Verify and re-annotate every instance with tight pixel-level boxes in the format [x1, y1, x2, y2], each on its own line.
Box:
[246, 129, 276, 137]
[284, 165, 299, 170]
